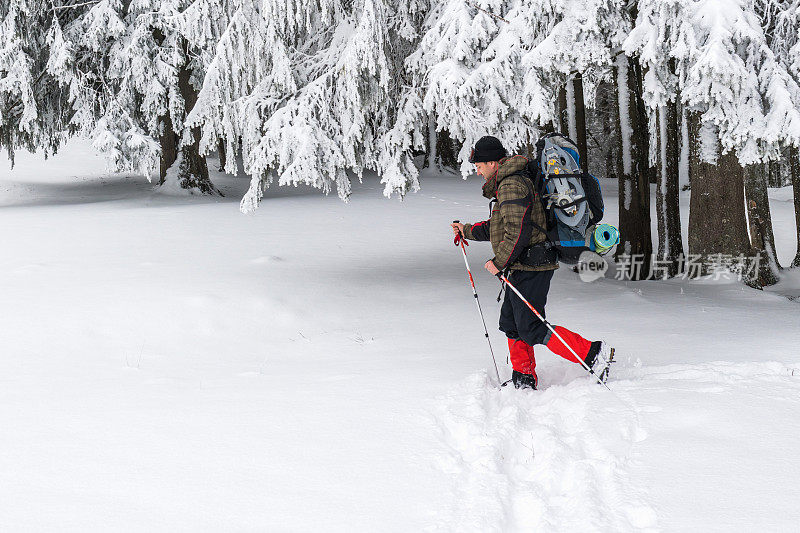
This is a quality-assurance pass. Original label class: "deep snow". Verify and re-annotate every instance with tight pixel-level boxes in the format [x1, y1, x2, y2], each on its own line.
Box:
[1, 140, 799, 531]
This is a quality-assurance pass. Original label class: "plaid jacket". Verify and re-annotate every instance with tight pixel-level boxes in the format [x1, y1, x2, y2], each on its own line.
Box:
[463, 155, 557, 272]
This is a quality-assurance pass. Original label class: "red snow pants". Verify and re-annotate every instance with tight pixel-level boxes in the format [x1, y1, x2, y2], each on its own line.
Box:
[500, 270, 594, 376]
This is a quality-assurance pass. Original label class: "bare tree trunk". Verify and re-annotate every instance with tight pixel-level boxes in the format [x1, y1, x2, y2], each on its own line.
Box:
[572, 73, 588, 171]
[789, 146, 800, 267]
[217, 139, 226, 172]
[768, 160, 782, 188]
[525, 129, 536, 159]
[679, 105, 690, 190]
[744, 164, 780, 286]
[613, 54, 653, 280]
[423, 115, 435, 169]
[688, 132, 752, 278]
[557, 85, 569, 134]
[655, 100, 684, 277]
[153, 27, 178, 185]
[687, 111, 701, 191]
[159, 114, 178, 184]
[598, 82, 617, 181]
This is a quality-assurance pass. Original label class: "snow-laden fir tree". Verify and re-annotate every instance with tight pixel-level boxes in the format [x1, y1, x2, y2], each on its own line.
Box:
[47, 0, 219, 193]
[181, 0, 271, 179]
[408, 0, 658, 278]
[625, 0, 800, 284]
[406, 0, 627, 176]
[185, 0, 424, 211]
[0, 0, 73, 163]
[679, 0, 800, 162]
[543, 0, 657, 280]
[406, 0, 546, 175]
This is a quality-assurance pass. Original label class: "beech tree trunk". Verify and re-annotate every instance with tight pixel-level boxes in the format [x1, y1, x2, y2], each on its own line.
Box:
[613, 54, 653, 280]
[790, 146, 800, 267]
[744, 165, 780, 286]
[655, 100, 684, 278]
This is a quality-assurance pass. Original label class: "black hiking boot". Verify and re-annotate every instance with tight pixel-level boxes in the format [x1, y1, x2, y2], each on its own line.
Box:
[584, 341, 603, 370]
[585, 341, 615, 383]
[511, 370, 537, 390]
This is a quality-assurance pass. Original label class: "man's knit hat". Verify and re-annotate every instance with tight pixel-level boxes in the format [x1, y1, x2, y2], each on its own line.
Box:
[468, 136, 507, 163]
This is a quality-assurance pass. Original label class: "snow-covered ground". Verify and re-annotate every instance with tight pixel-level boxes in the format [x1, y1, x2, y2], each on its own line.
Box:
[2, 140, 799, 531]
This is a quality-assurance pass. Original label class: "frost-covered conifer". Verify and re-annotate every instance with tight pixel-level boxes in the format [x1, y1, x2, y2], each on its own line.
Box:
[185, 0, 422, 210]
[0, 1, 72, 163]
[46, 0, 218, 192]
[407, 0, 549, 175]
[184, 0, 294, 180]
[682, 0, 800, 163]
[407, 0, 626, 175]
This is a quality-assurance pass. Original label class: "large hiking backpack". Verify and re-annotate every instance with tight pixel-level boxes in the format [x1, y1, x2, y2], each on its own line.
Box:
[526, 133, 605, 264]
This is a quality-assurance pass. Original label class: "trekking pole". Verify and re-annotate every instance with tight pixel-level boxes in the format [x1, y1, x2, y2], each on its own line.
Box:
[498, 273, 612, 391]
[453, 221, 502, 384]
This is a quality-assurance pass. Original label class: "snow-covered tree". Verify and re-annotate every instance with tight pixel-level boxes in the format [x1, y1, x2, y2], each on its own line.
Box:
[180, 0, 271, 179]
[679, 0, 800, 162]
[183, 0, 425, 211]
[625, 0, 800, 283]
[792, 144, 800, 267]
[611, 50, 653, 279]
[406, 0, 628, 178]
[687, 0, 800, 284]
[407, 0, 541, 174]
[623, 0, 690, 276]
[0, 1, 72, 164]
[768, 0, 800, 267]
[408, 0, 659, 277]
[46, 0, 219, 193]
[529, 0, 655, 279]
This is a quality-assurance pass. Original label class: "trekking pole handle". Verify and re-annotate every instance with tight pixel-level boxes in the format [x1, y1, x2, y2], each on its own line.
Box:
[452, 220, 465, 247]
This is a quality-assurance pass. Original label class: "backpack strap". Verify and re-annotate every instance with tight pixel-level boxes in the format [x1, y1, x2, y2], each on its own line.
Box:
[508, 169, 551, 239]
[506, 169, 559, 266]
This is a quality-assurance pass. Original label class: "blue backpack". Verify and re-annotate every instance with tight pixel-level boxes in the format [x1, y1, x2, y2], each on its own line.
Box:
[526, 133, 605, 264]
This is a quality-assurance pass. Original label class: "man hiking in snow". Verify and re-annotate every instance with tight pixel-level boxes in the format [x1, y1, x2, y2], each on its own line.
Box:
[451, 135, 607, 390]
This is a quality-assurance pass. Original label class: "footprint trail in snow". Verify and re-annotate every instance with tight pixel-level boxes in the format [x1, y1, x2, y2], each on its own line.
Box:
[431, 360, 800, 532]
[431, 372, 655, 532]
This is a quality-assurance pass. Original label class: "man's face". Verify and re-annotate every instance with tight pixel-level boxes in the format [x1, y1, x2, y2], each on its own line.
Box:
[474, 161, 498, 180]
